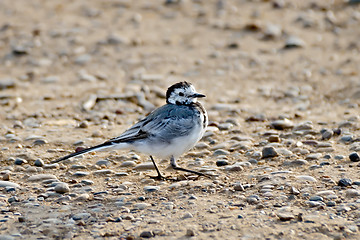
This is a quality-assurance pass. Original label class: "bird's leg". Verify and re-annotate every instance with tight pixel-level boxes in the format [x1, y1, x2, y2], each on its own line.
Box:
[149, 155, 166, 180]
[170, 156, 208, 177]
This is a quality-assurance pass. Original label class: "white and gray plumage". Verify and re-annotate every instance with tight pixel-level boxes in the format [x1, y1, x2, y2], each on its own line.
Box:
[52, 81, 208, 179]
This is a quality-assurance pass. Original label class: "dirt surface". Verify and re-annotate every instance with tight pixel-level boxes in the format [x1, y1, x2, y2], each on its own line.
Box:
[1, 0, 360, 239]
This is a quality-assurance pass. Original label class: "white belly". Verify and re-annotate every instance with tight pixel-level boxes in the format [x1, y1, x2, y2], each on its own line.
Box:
[133, 124, 204, 159]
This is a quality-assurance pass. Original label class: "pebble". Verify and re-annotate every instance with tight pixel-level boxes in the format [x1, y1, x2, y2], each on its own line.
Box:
[0, 78, 16, 90]
[144, 186, 160, 193]
[340, 135, 353, 143]
[263, 24, 282, 40]
[277, 212, 294, 221]
[225, 163, 243, 172]
[338, 178, 352, 187]
[309, 196, 323, 201]
[139, 231, 154, 238]
[345, 189, 360, 198]
[134, 162, 155, 170]
[284, 36, 305, 49]
[14, 158, 27, 165]
[72, 213, 91, 221]
[349, 152, 360, 162]
[262, 146, 278, 158]
[305, 153, 322, 160]
[54, 182, 70, 194]
[270, 119, 294, 130]
[27, 174, 57, 182]
[216, 159, 229, 166]
[320, 129, 333, 140]
[296, 175, 317, 182]
[0, 235, 15, 240]
[74, 54, 92, 65]
[43, 163, 59, 169]
[120, 161, 136, 167]
[73, 171, 90, 177]
[41, 76, 60, 84]
[185, 229, 196, 237]
[182, 212, 193, 219]
[133, 203, 150, 210]
[34, 159, 44, 167]
[316, 190, 336, 196]
[0, 181, 20, 188]
[95, 160, 110, 167]
[233, 183, 244, 191]
[283, 159, 308, 166]
[213, 149, 230, 156]
[93, 169, 113, 175]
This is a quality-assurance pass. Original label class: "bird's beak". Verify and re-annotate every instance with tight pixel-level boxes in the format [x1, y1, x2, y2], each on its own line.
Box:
[191, 93, 206, 98]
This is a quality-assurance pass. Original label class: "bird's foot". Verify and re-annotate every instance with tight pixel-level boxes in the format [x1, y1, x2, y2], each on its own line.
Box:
[149, 174, 178, 181]
[172, 166, 212, 179]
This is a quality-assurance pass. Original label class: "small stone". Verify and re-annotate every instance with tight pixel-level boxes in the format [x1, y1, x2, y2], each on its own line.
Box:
[246, 196, 259, 204]
[54, 182, 70, 194]
[338, 178, 352, 187]
[33, 139, 48, 145]
[139, 231, 154, 238]
[72, 213, 91, 221]
[213, 149, 230, 156]
[43, 163, 59, 169]
[28, 174, 58, 182]
[306, 153, 321, 160]
[326, 201, 336, 207]
[0, 78, 16, 90]
[268, 135, 280, 142]
[296, 175, 317, 182]
[316, 190, 336, 196]
[262, 147, 278, 158]
[74, 54, 92, 65]
[345, 189, 360, 198]
[277, 212, 295, 221]
[218, 122, 233, 130]
[225, 163, 244, 171]
[0, 181, 20, 188]
[349, 152, 360, 162]
[284, 36, 305, 49]
[182, 212, 193, 219]
[93, 169, 113, 175]
[263, 24, 282, 40]
[34, 159, 44, 167]
[185, 229, 195, 237]
[41, 76, 60, 83]
[340, 135, 353, 143]
[309, 196, 323, 201]
[133, 203, 150, 210]
[134, 162, 155, 170]
[79, 121, 89, 128]
[321, 129, 333, 140]
[120, 161, 136, 167]
[270, 119, 294, 130]
[233, 183, 244, 191]
[216, 159, 229, 166]
[283, 159, 308, 166]
[73, 171, 90, 177]
[144, 186, 160, 192]
[96, 160, 110, 167]
[14, 158, 27, 165]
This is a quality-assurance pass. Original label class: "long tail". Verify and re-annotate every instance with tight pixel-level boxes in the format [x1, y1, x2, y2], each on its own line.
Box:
[51, 142, 114, 164]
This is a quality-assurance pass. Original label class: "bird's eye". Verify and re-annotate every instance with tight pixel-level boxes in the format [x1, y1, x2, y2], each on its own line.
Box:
[179, 92, 184, 96]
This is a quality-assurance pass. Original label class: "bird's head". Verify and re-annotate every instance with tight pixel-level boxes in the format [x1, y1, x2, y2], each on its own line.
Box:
[166, 81, 205, 105]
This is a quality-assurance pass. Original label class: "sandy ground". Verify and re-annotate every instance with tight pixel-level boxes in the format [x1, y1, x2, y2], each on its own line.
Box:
[1, 0, 360, 239]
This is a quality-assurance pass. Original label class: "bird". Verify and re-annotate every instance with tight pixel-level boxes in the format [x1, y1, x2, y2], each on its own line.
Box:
[52, 81, 209, 180]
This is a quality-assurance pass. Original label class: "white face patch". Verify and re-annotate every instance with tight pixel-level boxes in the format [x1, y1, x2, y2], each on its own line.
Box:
[168, 85, 198, 105]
